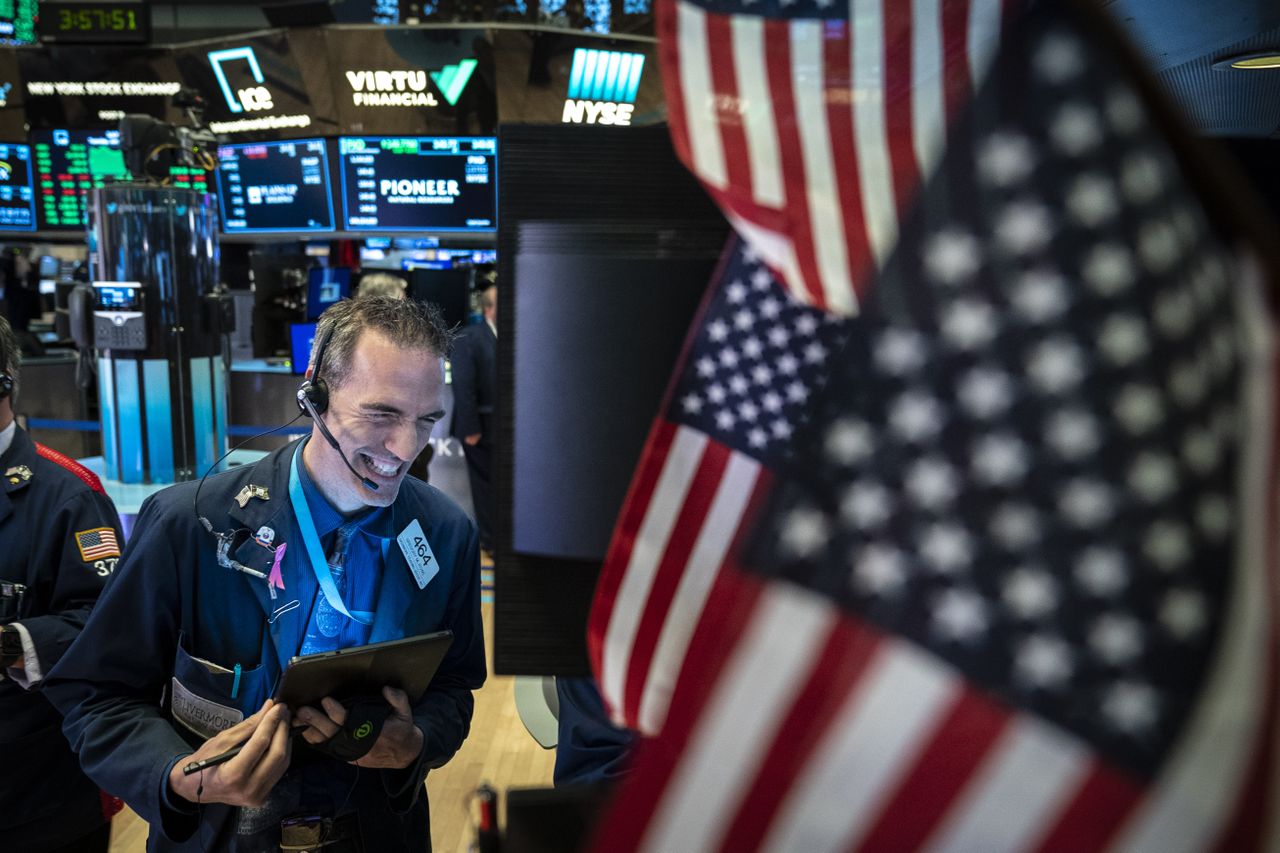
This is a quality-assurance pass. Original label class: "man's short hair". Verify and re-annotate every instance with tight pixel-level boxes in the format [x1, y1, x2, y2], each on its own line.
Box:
[310, 296, 452, 391]
[0, 314, 18, 381]
[478, 284, 497, 312]
[357, 272, 407, 301]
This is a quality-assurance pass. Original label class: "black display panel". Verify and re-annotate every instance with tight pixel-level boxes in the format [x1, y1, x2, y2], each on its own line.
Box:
[215, 138, 335, 234]
[338, 136, 495, 232]
[0, 143, 36, 231]
[32, 128, 128, 231]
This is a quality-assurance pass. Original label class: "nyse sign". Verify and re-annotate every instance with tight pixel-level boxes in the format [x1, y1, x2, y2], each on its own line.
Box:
[561, 48, 644, 128]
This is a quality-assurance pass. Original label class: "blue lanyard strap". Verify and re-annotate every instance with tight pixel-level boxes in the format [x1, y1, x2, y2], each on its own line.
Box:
[289, 442, 375, 626]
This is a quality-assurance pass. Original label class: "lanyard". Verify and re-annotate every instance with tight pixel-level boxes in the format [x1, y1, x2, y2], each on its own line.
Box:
[289, 442, 375, 626]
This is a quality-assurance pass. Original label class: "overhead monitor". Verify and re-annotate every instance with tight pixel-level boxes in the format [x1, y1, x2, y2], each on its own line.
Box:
[305, 266, 350, 319]
[338, 136, 496, 232]
[31, 128, 128, 231]
[0, 143, 36, 232]
[214, 138, 335, 234]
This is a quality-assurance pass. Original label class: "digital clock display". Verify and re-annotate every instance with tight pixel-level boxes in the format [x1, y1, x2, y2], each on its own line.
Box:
[37, 2, 149, 44]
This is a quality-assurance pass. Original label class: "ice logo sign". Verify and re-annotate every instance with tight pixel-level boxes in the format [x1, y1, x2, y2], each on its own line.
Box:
[208, 47, 274, 113]
[562, 48, 644, 127]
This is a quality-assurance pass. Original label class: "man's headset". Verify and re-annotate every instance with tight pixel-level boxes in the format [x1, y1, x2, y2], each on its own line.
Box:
[297, 322, 378, 492]
[0, 371, 12, 399]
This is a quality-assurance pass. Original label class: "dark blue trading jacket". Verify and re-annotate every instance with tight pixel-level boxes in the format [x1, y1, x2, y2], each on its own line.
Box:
[45, 438, 487, 852]
[0, 425, 123, 851]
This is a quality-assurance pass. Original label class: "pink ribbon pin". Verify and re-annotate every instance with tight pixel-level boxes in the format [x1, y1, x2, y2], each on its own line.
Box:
[268, 542, 287, 597]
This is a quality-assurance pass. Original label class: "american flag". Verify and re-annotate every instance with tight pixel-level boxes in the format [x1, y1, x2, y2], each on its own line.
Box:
[587, 237, 852, 734]
[589, 0, 1013, 736]
[659, 0, 1013, 315]
[591, 4, 1280, 851]
[75, 527, 120, 562]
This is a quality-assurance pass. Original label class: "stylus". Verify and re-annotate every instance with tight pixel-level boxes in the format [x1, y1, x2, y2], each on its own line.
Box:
[181, 724, 309, 776]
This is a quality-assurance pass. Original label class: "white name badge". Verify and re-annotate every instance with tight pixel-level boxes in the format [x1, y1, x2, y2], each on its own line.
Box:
[397, 519, 440, 590]
[170, 677, 244, 740]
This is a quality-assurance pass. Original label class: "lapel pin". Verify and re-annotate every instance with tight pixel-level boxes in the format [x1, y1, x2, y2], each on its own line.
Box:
[234, 485, 271, 509]
[5, 465, 31, 485]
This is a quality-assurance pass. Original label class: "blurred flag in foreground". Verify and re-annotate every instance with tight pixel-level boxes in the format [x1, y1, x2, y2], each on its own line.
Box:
[591, 2, 1280, 851]
[589, 0, 1015, 737]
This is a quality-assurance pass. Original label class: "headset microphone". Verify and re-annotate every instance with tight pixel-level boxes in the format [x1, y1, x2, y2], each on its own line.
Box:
[297, 389, 379, 492]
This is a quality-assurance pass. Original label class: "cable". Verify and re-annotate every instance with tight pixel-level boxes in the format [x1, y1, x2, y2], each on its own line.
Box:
[192, 411, 305, 536]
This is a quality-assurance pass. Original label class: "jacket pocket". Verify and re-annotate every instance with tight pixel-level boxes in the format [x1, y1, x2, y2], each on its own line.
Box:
[169, 636, 270, 740]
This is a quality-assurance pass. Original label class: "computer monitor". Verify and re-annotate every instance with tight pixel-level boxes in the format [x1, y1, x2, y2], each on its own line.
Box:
[290, 321, 317, 375]
[0, 143, 35, 232]
[306, 266, 351, 320]
[214, 138, 336, 234]
[496, 123, 728, 675]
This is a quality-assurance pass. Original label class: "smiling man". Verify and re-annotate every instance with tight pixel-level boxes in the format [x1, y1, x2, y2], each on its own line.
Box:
[45, 297, 485, 852]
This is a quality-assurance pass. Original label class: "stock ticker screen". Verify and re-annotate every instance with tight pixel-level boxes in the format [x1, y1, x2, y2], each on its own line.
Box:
[338, 136, 496, 232]
[0, 143, 36, 231]
[215, 138, 335, 233]
[32, 128, 127, 230]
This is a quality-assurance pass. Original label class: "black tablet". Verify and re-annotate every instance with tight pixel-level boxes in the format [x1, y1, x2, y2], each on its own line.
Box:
[273, 630, 454, 709]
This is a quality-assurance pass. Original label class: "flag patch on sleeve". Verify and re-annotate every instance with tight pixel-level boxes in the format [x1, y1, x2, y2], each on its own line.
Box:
[75, 527, 120, 561]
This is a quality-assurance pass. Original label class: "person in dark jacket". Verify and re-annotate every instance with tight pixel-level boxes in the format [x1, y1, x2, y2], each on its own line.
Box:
[45, 297, 486, 852]
[0, 315, 124, 852]
[449, 280, 497, 554]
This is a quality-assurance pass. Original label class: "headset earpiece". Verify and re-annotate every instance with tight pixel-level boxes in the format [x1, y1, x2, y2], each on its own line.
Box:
[297, 323, 335, 417]
[0, 372, 12, 400]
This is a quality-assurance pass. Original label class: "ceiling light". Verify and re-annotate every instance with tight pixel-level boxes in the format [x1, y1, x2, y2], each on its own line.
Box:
[1213, 52, 1280, 71]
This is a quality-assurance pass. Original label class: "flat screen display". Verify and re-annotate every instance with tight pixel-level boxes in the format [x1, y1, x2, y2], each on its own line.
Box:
[32, 128, 128, 230]
[290, 321, 317, 375]
[306, 266, 350, 320]
[338, 136, 495, 232]
[94, 282, 141, 310]
[215, 138, 335, 233]
[0, 143, 36, 231]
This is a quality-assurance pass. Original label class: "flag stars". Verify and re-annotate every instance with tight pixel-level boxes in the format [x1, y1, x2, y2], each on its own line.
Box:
[706, 383, 727, 405]
[1113, 384, 1165, 435]
[919, 523, 973, 574]
[1181, 427, 1221, 475]
[776, 351, 799, 374]
[725, 280, 748, 304]
[996, 200, 1054, 255]
[1082, 244, 1136, 296]
[761, 390, 784, 414]
[990, 503, 1042, 550]
[1026, 337, 1086, 394]
[1067, 173, 1120, 227]
[680, 393, 703, 415]
[1049, 102, 1104, 158]
[1003, 567, 1059, 620]
[747, 427, 768, 449]
[1169, 360, 1208, 408]
[771, 419, 794, 441]
[715, 410, 736, 432]
[751, 364, 773, 386]
[1154, 289, 1196, 340]
[1058, 478, 1114, 528]
[1139, 220, 1182, 275]
[971, 433, 1029, 486]
[958, 367, 1015, 419]
[839, 480, 892, 530]
[1196, 494, 1232, 540]
[759, 296, 782, 319]
[741, 336, 765, 360]
[738, 400, 760, 422]
[1128, 452, 1179, 504]
[890, 392, 944, 442]
[923, 228, 982, 285]
[733, 308, 754, 331]
[1121, 150, 1166, 205]
[803, 341, 828, 365]
[874, 328, 928, 376]
[1106, 87, 1145, 135]
[728, 374, 750, 396]
[1102, 682, 1160, 735]
[1033, 32, 1086, 83]
[785, 381, 808, 404]
[707, 319, 730, 342]
[779, 505, 830, 559]
[719, 348, 740, 369]
[905, 457, 959, 509]
[1098, 314, 1150, 366]
[850, 544, 908, 597]
[1012, 269, 1069, 324]
[1074, 547, 1129, 596]
[1160, 588, 1208, 640]
[1144, 520, 1192, 571]
[825, 417, 874, 465]
[942, 299, 999, 351]
[795, 314, 820, 337]
[1045, 408, 1101, 460]
[932, 589, 989, 643]
[1015, 634, 1074, 690]
[1088, 613, 1144, 665]
[977, 131, 1036, 188]
[750, 268, 771, 290]
[695, 356, 716, 378]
